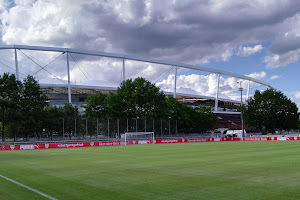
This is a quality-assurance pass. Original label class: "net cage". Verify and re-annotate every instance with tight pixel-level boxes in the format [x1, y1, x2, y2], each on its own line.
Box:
[122, 132, 155, 145]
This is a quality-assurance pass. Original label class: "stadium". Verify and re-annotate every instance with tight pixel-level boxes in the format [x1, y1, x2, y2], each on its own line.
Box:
[0, 45, 274, 131]
[3, 1, 300, 199]
[2, 45, 300, 200]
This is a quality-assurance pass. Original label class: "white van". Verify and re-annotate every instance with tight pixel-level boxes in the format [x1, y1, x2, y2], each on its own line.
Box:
[225, 130, 245, 138]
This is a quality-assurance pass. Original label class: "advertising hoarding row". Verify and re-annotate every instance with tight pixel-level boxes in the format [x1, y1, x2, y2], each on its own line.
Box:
[1, 137, 300, 151]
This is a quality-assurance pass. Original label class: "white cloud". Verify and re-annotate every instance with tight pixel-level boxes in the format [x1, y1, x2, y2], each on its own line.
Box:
[264, 49, 300, 69]
[236, 71, 267, 89]
[263, 14, 300, 68]
[156, 71, 267, 101]
[0, 0, 299, 98]
[293, 91, 300, 99]
[270, 75, 280, 80]
[285, 91, 300, 109]
[247, 71, 266, 79]
[237, 45, 263, 57]
[0, 0, 12, 11]
[1, 0, 300, 66]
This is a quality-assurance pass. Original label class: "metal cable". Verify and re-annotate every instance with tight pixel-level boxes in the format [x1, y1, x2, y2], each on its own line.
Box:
[0, 61, 17, 72]
[32, 53, 64, 76]
[0, 57, 15, 65]
[0, 61, 27, 77]
[69, 53, 89, 80]
[153, 66, 174, 83]
[19, 50, 67, 84]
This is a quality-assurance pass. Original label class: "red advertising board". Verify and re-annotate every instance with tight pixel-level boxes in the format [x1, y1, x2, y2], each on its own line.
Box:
[0, 136, 297, 151]
[243, 137, 268, 141]
[183, 138, 211, 143]
[285, 137, 295, 140]
[155, 139, 182, 144]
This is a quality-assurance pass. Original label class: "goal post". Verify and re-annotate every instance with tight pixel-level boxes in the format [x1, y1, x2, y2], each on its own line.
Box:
[122, 132, 155, 145]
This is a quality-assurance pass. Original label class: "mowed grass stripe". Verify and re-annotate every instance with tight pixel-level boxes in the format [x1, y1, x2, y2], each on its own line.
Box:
[0, 174, 58, 200]
[1, 141, 300, 200]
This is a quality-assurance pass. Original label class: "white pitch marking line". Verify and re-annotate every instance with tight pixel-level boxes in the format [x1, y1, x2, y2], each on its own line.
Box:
[0, 174, 58, 200]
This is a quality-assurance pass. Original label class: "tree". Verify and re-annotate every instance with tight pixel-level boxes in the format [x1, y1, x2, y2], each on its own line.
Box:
[243, 89, 299, 133]
[108, 77, 167, 118]
[0, 74, 49, 141]
[192, 106, 217, 132]
[43, 105, 65, 140]
[62, 103, 80, 138]
[166, 97, 216, 133]
[18, 76, 48, 139]
[0, 73, 22, 142]
[83, 92, 107, 118]
[83, 78, 217, 134]
[165, 96, 191, 131]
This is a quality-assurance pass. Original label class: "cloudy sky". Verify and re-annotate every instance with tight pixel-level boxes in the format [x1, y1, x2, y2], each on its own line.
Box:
[1, 0, 300, 106]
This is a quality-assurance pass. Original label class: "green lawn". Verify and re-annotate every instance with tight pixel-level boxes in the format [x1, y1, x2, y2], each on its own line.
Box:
[1, 141, 300, 200]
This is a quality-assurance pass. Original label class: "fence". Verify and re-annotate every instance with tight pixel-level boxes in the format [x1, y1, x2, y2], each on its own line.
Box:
[1, 117, 215, 144]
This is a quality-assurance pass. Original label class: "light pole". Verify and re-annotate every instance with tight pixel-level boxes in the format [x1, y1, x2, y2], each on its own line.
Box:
[237, 81, 245, 137]
[169, 117, 171, 137]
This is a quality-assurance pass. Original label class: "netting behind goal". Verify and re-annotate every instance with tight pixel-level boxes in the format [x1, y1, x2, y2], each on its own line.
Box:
[121, 132, 154, 145]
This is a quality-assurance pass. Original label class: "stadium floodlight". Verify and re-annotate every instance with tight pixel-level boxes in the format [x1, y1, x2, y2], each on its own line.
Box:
[123, 132, 155, 145]
[237, 81, 245, 137]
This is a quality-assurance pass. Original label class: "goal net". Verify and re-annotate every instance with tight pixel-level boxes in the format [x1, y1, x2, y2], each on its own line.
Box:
[121, 132, 155, 145]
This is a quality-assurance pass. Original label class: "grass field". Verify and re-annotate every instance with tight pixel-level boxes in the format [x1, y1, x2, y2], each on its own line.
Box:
[1, 141, 300, 200]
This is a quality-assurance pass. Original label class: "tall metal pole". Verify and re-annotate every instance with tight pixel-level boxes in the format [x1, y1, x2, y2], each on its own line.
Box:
[173, 67, 177, 98]
[153, 119, 155, 133]
[169, 117, 171, 137]
[238, 81, 244, 137]
[14, 49, 19, 81]
[125, 133, 127, 145]
[122, 59, 126, 82]
[247, 80, 250, 101]
[67, 52, 72, 104]
[214, 73, 220, 112]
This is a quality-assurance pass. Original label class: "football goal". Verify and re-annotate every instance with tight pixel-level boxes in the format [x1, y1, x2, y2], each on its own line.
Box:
[122, 132, 155, 145]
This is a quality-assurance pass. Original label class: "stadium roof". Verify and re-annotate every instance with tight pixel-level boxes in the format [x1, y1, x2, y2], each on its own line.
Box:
[0, 44, 274, 113]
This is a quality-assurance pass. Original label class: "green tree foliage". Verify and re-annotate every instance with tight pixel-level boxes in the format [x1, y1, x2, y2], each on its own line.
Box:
[62, 103, 80, 138]
[83, 92, 107, 118]
[85, 77, 167, 119]
[105, 92, 119, 118]
[18, 76, 48, 138]
[0, 73, 22, 142]
[166, 97, 216, 132]
[166, 96, 191, 130]
[0, 74, 218, 140]
[84, 78, 217, 133]
[0, 73, 49, 141]
[43, 105, 65, 140]
[43, 104, 81, 140]
[114, 77, 167, 118]
[243, 89, 299, 133]
[192, 106, 217, 131]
